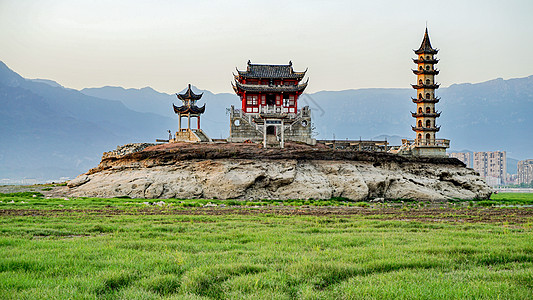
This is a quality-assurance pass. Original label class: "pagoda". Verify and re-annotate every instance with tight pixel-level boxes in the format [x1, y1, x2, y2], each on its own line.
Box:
[171, 84, 211, 143]
[401, 28, 449, 156]
[229, 60, 315, 148]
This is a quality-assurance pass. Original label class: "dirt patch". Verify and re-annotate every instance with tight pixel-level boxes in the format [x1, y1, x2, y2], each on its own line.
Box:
[0, 184, 69, 198]
[1, 206, 531, 224]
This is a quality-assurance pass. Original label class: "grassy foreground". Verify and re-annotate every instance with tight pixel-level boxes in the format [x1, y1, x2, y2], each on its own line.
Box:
[0, 193, 532, 299]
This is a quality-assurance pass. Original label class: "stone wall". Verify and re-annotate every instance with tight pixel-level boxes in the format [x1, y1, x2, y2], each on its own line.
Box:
[228, 105, 315, 145]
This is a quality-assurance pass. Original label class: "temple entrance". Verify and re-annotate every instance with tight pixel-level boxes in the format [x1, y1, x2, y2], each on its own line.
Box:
[266, 126, 276, 135]
[266, 94, 276, 106]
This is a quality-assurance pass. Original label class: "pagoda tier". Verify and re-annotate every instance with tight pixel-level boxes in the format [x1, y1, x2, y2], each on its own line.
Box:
[411, 126, 440, 132]
[412, 97, 440, 103]
[173, 103, 205, 115]
[412, 69, 440, 75]
[411, 83, 440, 89]
[413, 58, 439, 64]
[411, 111, 441, 118]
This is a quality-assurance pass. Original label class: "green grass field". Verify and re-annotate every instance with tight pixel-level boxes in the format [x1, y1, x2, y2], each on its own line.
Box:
[1, 192, 532, 299]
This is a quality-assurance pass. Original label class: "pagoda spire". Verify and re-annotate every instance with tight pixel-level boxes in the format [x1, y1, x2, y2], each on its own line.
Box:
[415, 27, 438, 55]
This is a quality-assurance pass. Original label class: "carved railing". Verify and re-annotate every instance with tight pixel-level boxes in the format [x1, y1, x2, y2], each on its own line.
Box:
[402, 138, 450, 148]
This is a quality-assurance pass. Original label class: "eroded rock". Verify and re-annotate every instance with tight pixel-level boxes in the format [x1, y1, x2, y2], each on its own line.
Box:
[68, 142, 492, 201]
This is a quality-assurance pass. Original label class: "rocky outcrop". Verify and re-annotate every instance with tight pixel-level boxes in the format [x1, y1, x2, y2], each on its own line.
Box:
[67, 143, 492, 201]
[102, 143, 155, 159]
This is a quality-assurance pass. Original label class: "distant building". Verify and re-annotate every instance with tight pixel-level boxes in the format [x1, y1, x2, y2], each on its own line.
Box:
[506, 173, 518, 186]
[448, 152, 472, 168]
[517, 159, 533, 185]
[473, 151, 507, 186]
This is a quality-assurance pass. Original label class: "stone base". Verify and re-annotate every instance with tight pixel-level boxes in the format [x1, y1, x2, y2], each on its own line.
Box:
[171, 129, 211, 143]
[68, 159, 491, 201]
[412, 146, 447, 157]
[228, 105, 316, 146]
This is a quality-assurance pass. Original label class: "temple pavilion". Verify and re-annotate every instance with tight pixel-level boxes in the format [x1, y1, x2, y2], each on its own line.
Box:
[228, 60, 315, 148]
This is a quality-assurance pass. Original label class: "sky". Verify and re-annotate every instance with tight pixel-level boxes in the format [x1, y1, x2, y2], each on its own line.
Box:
[0, 0, 532, 94]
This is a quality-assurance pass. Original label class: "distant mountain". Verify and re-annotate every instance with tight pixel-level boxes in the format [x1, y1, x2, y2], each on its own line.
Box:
[0, 61, 174, 181]
[1, 59, 532, 181]
[81, 86, 174, 117]
[28, 78, 62, 88]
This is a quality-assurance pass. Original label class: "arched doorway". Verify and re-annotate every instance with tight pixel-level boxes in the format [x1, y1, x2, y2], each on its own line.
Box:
[266, 126, 276, 135]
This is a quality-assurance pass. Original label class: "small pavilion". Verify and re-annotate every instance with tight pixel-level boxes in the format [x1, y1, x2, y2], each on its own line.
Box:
[171, 84, 210, 142]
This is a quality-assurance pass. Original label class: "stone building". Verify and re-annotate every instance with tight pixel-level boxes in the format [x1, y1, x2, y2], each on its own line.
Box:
[448, 152, 472, 168]
[473, 151, 507, 186]
[517, 159, 533, 185]
[228, 61, 315, 147]
[400, 28, 449, 157]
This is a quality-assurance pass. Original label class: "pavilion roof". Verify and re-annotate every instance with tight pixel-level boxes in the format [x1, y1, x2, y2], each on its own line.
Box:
[232, 80, 308, 93]
[414, 28, 439, 55]
[173, 103, 205, 115]
[177, 84, 203, 101]
[237, 60, 306, 80]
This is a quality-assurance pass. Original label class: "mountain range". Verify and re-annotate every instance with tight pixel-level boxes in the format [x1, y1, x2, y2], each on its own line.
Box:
[0, 60, 531, 182]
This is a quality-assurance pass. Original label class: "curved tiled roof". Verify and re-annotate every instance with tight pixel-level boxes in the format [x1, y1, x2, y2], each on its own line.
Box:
[237, 61, 306, 80]
[173, 103, 205, 115]
[414, 28, 439, 55]
[177, 84, 203, 101]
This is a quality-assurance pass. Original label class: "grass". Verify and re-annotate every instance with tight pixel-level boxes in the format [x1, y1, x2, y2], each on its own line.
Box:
[0, 192, 373, 209]
[0, 193, 532, 299]
[491, 193, 533, 206]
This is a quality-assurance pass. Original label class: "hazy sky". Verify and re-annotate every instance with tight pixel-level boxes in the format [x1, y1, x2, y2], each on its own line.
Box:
[1, 0, 532, 93]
